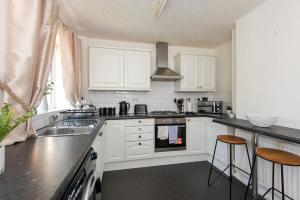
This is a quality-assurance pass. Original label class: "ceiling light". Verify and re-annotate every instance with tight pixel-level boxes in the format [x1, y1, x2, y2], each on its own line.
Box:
[155, 0, 168, 17]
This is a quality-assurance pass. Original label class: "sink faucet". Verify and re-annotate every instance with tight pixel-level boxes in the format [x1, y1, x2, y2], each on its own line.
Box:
[49, 114, 59, 127]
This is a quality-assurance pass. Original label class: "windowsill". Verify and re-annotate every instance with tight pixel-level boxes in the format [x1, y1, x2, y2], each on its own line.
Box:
[37, 108, 67, 116]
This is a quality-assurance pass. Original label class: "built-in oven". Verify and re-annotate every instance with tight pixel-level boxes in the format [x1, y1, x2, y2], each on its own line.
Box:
[155, 118, 186, 152]
[63, 148, 100, 200]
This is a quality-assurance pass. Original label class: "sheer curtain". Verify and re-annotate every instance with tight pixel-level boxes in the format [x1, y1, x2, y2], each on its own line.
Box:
[1, 0, 59, 145]
[57, 23, 82, 106]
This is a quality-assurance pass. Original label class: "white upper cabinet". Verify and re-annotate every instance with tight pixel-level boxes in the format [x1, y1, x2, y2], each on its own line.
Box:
[89, 47, 151, 91]
[89, 47, 124, 89]
[199, 56, 216, 90]
[174, 54, 216, 91]
[124, 50, 151, 89]
[181, 55, 198, 89]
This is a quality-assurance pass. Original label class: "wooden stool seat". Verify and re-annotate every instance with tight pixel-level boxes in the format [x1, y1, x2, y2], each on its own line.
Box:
[256, 148, 300, 166]
[217, 135, 247, 145]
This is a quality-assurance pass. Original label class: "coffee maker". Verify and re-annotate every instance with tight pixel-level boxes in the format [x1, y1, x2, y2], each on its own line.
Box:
[174, 98, 184, 113]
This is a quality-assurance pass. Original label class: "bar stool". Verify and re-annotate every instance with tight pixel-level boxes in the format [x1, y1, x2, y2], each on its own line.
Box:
[208, 135, 252, 199]
[244, 148, 300, 200]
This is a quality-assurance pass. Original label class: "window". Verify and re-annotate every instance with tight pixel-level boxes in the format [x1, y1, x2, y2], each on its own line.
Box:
[37, 36, 70, 113]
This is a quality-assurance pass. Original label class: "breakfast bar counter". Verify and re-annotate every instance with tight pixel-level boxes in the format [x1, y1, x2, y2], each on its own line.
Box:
[213, 117, 300, 198]
[213, 118, 300, 144]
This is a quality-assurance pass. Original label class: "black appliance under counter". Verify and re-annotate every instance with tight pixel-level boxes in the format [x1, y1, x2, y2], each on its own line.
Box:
[0, 133, 97, 200]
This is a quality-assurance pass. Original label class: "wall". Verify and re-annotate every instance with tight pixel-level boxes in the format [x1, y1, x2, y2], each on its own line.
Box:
[80, 37, 232, 113]
[214, 41, 232, 107]
[236, 0, 300, 128]
[235, 0, 300, 199]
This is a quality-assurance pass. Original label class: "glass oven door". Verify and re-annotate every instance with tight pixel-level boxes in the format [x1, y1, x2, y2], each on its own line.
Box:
[155, 122, 186, 152]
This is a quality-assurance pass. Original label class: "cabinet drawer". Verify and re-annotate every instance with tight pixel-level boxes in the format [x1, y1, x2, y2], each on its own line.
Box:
[125, 126, 154, 134]
[125, 140, 154, 160]
[125, 132, 154, 141]
[125, 119, 154, 126]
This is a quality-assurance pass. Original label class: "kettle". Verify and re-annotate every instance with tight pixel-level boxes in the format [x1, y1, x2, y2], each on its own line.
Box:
[119, 101, 130, 115]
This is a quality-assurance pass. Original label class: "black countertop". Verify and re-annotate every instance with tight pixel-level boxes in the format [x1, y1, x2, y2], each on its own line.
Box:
[102, 113, 227, 120]
[0, 120, 105, 200]
[0, 114, 226, 200]
[213, 118, 300, 144]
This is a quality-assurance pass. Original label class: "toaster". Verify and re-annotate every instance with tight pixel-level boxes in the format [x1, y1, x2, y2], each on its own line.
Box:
[134, 104, 148, 115]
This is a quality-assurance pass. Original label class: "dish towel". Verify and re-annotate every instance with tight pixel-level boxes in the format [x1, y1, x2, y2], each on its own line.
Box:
[157, 126, 169, 140]
[168, 126, 178, 144]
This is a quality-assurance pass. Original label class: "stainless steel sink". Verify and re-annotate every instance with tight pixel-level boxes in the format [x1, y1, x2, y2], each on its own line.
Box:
[38, 127, 94, 137]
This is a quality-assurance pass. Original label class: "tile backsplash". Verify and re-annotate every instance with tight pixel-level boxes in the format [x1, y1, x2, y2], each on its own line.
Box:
[88, 81, 219, 113]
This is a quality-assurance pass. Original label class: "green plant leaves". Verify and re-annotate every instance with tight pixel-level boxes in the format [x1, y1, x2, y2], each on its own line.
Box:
[0, 103, 37, 143]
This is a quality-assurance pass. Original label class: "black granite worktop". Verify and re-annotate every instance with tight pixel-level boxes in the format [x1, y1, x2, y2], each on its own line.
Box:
[213, 118, 300, 144]
[0, 120, 104, 200]
[101, 112, 227, 120]
[0, 113, 226, 200]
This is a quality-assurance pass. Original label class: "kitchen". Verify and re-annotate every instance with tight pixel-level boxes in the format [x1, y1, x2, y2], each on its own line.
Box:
[1, 0, 300, 200]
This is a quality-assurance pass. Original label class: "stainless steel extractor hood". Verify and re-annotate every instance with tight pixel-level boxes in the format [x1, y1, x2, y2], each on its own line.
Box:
[151, 42, 182, 81]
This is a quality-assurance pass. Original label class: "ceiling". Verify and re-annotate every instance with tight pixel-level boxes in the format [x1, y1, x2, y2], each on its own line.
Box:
[59, 0, 266, 48]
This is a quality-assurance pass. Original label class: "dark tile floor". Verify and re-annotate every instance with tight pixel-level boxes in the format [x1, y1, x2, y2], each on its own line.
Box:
[102, 161, 250, 200]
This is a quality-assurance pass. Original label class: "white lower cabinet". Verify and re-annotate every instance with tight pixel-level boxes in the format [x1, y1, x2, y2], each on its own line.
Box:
[104, 119, 155, 163]
[125, 141, 154, 160]
[91, 133, 101, 178]
[105, 120, 125, 163]
[186, 118, 207, 154]
[124, 119, 154, 161]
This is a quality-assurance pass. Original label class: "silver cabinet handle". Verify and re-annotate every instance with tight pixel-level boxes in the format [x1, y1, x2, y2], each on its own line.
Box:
[138, 120, 142, 123]
[139, 128, 142, 131]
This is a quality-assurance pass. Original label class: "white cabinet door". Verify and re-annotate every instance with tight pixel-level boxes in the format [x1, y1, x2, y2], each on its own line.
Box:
[174, 54, 216, 91]
[105, 120, 125, 163]
[198, 56, 216, 90]
[124, 50, 150, 90]
[89, 47, 124, 89]
[186, 118, 206, 154]
[125, 140, 154, 160]
[181, 55, 198, 89]
[91, 134, 101, 178]
[98, 126, 106, 180]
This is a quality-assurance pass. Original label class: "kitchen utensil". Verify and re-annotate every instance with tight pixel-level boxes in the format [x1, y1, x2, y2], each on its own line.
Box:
[174, 98, 184, 113]
[186, 98, 192, 113]
[119, 101, 130, 115]
[134, 104, 148, 115]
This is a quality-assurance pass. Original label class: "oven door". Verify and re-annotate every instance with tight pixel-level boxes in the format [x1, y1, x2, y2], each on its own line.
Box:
[155, 120, 186, 152]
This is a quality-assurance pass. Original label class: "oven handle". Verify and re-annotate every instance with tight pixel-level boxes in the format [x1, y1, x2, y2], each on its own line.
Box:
[82, 170, 96, 200]
[155, 124, 186, 127]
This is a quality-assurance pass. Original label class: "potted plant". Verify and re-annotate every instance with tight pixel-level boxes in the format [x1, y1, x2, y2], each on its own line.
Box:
[226, 106, 232, 115]
[0, 103, 36, 175]
[40, 82, 54, 112]
[226, 105, 235, 118]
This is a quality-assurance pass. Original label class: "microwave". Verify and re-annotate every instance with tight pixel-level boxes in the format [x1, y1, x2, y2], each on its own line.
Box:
[197, 100, 223, 114]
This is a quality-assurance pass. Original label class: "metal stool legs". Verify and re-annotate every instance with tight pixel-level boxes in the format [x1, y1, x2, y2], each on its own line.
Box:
[208, 139, 252, 200]
[208, 140, 218, 185]
[244, 156, 293, 200]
